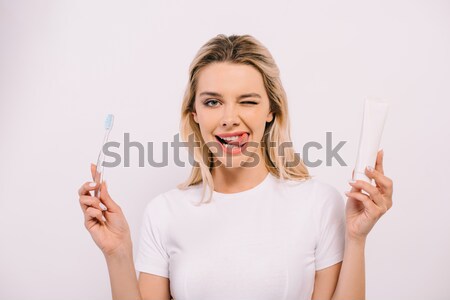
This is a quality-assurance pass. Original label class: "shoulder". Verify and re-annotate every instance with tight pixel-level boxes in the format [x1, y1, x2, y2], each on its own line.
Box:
[309, 178, 343, 202]
[279, 177, 344, 212]
[276, 176, 341, 201]
[307, 179, 345, 223]
[142, 183, 202, 216]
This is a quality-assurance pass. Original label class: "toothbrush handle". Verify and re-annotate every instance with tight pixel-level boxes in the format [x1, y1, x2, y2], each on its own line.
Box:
[94, 130, 110, 198]
[94, 158, 104, 199]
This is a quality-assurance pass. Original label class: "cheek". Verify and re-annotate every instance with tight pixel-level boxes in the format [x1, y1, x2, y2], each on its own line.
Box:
[242, 111, 269, 130]
[196, 110, 220, 126]
[195, 113, 217, 138]
[243, 107, 269, 120]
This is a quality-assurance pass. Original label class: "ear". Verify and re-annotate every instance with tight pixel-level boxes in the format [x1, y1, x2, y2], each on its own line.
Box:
[266, 111, 274, 123]
[192, 111, 198, 123]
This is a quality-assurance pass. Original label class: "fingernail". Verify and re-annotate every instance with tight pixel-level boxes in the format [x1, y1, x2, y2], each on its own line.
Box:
[101, 215, 106, 222]
[345, 191, 350, 196]
[366, 166, 374, 172]
[348, 179, 356, 184]
[99, 203, 107, 211]
[89, 182, 97, 187]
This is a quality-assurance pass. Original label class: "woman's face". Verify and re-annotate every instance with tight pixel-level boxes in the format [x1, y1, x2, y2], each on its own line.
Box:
[192, 62, 273, 169]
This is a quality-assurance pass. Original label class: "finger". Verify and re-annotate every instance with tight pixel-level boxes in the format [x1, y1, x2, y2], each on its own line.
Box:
[365, 167, 393, 195]
[345, 190, 384, 217]
[99, 181, 121, 213]
[374, 149, 384, 175]
[78, 181, 99, 196]
[79, 195, 104, 212]
[91, 163, 101, 185]
[349, 180, 385, 208]
[350, 185, 359, 193]
[85, 207, 106, 224]
[91, 163, 97, 181]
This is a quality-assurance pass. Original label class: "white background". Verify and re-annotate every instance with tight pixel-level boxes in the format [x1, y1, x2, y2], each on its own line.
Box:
[1, 0, 449, 299]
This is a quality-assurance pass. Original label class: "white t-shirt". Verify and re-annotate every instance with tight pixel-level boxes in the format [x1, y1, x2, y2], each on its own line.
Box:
[135, 173, 346, 300]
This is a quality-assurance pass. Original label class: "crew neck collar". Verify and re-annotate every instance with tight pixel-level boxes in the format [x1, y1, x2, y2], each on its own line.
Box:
[212, 172, 274, 200]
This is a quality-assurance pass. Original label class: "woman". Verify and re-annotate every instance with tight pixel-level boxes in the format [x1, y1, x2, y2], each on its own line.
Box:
[78, 34, 393, 300]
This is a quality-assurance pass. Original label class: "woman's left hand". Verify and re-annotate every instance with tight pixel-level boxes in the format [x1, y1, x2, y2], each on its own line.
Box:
[345, 149, 394, 242]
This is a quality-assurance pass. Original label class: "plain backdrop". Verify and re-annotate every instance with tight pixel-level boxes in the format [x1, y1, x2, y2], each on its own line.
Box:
[1, 0, 449, 299]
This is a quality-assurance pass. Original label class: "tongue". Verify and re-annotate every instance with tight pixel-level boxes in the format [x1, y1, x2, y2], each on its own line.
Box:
[227, 133, 248, 146]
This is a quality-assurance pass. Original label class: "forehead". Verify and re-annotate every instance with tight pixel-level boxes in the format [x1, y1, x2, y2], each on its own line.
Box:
[196, 62, 266, 96]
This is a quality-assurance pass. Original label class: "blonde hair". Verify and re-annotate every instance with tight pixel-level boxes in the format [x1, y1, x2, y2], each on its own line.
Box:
[177, 34, 311, 205]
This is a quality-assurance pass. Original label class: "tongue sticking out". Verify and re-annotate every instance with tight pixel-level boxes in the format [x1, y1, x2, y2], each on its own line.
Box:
[226, 132, 249, 146]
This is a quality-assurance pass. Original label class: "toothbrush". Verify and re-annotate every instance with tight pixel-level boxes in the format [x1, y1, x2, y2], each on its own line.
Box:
[94, 114, 114, 199]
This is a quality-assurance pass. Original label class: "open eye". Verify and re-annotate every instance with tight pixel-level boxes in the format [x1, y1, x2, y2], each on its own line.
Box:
[204, 99, 220, 107]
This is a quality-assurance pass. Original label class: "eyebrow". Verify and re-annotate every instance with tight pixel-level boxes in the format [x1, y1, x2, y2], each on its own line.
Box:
[198, 91, 262, 100]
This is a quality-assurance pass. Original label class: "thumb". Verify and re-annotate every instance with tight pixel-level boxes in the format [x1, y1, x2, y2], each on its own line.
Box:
[90, 163, 98, 182]
[99, 181, 121, 213]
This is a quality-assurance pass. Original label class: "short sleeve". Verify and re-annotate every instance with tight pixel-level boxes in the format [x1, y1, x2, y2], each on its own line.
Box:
[134, 194, 170, 278]
[314, 182, 346, 271]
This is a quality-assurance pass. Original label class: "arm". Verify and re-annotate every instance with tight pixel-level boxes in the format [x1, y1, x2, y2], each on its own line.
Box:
[78, 166, 143, 300]
[138, 272, 171, 300]
[311, 236, 365, 300]
[331, 236, 366, 300]
[311, 262, 342, 300]
[105, 248, 172, 300]
[313, 150, 393, 300]
[78, 165, 171, 300]
[105, 248, 142, 300]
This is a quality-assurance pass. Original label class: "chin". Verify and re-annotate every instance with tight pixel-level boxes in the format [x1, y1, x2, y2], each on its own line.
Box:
[213, 153, 260, 169]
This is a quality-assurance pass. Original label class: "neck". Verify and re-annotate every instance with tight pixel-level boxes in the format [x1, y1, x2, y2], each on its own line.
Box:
[210, 153, 269, 194]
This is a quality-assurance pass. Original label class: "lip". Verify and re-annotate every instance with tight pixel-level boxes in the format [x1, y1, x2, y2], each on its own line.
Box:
[215, 132, 249, 147]
[214, 136, 249, 155]
[215, 131, 249, 138]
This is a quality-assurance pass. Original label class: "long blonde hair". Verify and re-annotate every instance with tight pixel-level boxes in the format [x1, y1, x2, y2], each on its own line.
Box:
[177, 34, 311, 205]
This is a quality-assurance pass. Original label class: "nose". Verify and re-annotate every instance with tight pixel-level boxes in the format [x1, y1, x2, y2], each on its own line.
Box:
[220, 105, 240, 127]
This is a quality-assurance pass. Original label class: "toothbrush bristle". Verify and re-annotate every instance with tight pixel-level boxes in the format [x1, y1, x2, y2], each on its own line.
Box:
[104, 114, 114, 130]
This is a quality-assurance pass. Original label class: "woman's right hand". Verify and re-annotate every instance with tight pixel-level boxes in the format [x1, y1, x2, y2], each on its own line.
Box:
[78, 164, 132, 258]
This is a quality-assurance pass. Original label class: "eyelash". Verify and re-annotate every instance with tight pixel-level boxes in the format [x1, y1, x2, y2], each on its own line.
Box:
[203, 99, 258, 107]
